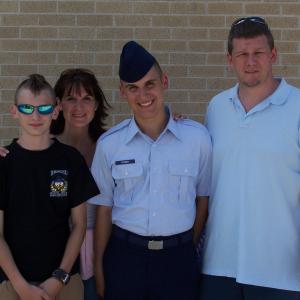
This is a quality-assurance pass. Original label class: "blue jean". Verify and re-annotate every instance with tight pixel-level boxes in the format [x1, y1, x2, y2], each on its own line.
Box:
[83, 276, 100, 300]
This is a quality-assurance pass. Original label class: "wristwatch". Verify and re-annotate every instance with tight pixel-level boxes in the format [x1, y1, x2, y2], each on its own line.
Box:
[51, 268, 70, 285]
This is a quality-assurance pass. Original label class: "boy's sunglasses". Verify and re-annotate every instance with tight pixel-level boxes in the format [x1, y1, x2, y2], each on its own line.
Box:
[17, 104, 55, 115]
[232, 16, 267, 27]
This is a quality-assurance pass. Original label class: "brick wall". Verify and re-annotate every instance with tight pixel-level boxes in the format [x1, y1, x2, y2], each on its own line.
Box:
[0, 0, 299, 145]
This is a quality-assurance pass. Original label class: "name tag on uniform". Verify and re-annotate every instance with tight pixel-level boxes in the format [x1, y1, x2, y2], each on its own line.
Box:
[115, 159, 135, 165]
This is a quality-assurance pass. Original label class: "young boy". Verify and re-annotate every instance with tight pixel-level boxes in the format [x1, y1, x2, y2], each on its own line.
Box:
[0, 74, 99, 300]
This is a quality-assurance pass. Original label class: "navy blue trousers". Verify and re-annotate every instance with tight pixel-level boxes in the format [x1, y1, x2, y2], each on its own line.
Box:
[198, 274, 300, 300]
[103, 234, 198, 300]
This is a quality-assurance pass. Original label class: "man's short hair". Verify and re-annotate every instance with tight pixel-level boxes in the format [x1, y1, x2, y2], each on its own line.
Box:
[227, 16, 274, 54]
[14, 74, 56, 104]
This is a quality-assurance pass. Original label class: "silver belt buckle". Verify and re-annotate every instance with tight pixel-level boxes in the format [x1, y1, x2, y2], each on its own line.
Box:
[148, 240, 163, 250]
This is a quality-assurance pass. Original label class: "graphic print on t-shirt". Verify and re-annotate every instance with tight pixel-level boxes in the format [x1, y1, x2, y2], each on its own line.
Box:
[50, 170, 68, 197]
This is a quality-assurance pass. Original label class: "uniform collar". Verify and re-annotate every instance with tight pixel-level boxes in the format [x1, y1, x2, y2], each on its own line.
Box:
[124, 106, 181, 144]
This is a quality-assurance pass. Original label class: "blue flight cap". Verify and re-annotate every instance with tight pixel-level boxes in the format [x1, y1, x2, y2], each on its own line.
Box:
[119, 41, 156, 83]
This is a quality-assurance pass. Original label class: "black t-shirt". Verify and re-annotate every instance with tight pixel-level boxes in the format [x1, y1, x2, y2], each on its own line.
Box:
[0, 139, 99, 282]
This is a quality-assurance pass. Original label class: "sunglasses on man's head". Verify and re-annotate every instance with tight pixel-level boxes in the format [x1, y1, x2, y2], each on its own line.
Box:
[232, 16, 267, 27]
[17, 104, 55, 115]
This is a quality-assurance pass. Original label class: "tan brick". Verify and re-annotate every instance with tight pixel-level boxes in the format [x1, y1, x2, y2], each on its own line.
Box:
[38, 65, 70, 77]
[276, 42, 297, 53]
[59, 27, 96, 40]
[190, 91, 219, 102]
[273, 65, 299, 77]
[170, 53, 206, 65]
[39, 40, 76, 52]
[77, 15, 113, 26]
[135, 28, 170, 40]
[170, 78, 205, 90]
[1, 65, 38, 76]
[58, 2, 95, 13]
[0, 40, 38, 51]
[208, 3, 243, 14]
[1, 90, 15, 102]
[169, 102, 207, 115]
[115, 15, 151, 27]
[282, 54, 300, 65]
[2, 15, 39, 26]
[189, 66, 226, 78]
[76, 40, 113, 52]
[57, 53, 93, 65]
[19, 53, 56, 64]
[170, 3, 205, 14]
[164, 90, 189, 102]
[189, 41, 225, 52]
[282, 4, 300, 15]
[209, 28, 229, 40]
[207, 78, 236, 90]
[171, 28, 207, 40]
[98, 77, 119, 90]
[152, 15, 188, 27]
[98, 28, 133, 40]
[133, 2, 169, 14]
[1, 138, 19, 146]
[0, 127, 19, 139]
[20, 1, 57, 13]
[2, 115, 18, 127]
[152, 53, 169, 65]
[282, 30, 300, 41]
[0, 102, 16, 112]
[112, 101, 131, 114]
[78, 65, 113, 77]
[190, 16, 225, 27]
[151, 40, 187, 52]
[163, 66, 188, 77]
[21, 27, 57, 39]
[245, 3, 280, 15]
[96, 2, 132, 14]
[0, 27, 19, 38]
[187, 115, 204, 124]
[95, 53, 119, 65]
[0, 51, 18, 64]
[0, 2, 18, 13]
[114, 114, 131, 125]
[285, 79, 300, 88]
[39, 15, 75, 26]
[207, 54, 227, 65]
[268, 17, 298, 29]
[113, 39, 149, 52]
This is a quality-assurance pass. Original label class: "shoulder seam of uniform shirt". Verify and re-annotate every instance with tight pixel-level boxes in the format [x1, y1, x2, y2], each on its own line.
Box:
[179, 119, 205, 129]
[100, 119, 131, 141]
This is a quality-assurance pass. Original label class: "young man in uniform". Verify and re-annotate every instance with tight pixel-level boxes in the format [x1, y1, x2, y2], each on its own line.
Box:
[200, 17, 300, 300]
[0, 74, 99, 300]
[89, 41, 212, 300]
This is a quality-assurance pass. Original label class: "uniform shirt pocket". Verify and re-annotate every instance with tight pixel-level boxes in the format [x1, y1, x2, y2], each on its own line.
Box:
[112, 163, 143, 205]
[168, 160, 197, 203]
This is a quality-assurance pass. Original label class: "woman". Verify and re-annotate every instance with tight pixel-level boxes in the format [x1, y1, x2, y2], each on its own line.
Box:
[51, 68, 110, 300]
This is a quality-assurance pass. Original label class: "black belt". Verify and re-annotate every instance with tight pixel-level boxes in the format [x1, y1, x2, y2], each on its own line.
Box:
[112, 225, 193, 250]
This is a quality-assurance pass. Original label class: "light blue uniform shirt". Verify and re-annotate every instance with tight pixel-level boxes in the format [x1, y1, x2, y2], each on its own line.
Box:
[89, 111, 212, 236]
[203, 78, 300, 291]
